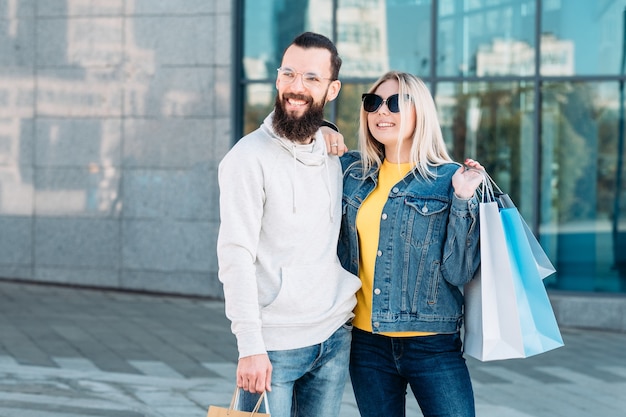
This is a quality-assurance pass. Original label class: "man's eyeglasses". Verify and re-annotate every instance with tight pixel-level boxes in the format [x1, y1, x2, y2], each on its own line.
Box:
[277, 67, 333, 89]
[361, 93, 410, 113]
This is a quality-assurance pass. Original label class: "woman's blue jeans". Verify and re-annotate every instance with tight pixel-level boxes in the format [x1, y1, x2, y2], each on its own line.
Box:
[239, 323, 352, 417]
[350, 328, 475, 417]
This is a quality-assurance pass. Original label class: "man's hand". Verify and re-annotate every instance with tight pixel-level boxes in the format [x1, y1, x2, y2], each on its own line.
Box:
[237, 354, 272, 394]
[320, 126, 348, 156]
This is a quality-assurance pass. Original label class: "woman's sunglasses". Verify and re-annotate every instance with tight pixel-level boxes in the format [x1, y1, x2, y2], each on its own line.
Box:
[362, 93, 409, 113]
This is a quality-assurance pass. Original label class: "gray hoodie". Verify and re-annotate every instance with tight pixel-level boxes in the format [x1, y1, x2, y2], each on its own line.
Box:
[217, 112, 361, 358]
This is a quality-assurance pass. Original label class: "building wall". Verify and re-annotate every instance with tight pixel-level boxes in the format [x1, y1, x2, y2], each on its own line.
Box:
[0, 1, 233, 297]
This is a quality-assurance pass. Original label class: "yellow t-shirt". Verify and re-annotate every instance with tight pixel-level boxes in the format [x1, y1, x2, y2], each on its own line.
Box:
[353, 159, 435, 337]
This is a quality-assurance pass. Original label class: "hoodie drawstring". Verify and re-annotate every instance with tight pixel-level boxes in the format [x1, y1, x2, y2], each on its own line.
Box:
[323, 150, 334, 222]
[291, 144, 297, 213]
[289, 141, 334, 221]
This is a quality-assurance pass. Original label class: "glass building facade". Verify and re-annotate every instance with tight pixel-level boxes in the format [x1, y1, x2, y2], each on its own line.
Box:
[237, 0, 626, 294]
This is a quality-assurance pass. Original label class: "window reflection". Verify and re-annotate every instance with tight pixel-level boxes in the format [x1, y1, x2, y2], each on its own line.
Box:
[436, 81, 534, 219]
[243, 0, 333, 81]
[542, 0, 624, 76]
[337, 0, 431, 77]
[437, 0, 536, 77]
[243, 0, 433, 82]
[542, 81, 626, 291]
[0, 1, 212, 217]
[243, 84, 275, 136]
[334, 83, 372, 150]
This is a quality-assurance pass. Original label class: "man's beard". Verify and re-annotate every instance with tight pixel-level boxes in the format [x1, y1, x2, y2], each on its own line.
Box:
[272, 93, 325, 143]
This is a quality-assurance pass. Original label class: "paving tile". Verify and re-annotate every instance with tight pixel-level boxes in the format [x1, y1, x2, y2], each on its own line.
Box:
[50, 324, 141, 374]
[52, 357, 100, 372]
[128, 360, 185, 378]
[0, 323, 57, 367]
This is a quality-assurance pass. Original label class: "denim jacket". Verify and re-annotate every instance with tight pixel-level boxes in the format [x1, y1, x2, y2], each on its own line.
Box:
[338, 152, 480, 334]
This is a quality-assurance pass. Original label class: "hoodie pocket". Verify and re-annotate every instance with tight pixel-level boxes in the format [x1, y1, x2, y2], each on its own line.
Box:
[261, 262, 359, 327]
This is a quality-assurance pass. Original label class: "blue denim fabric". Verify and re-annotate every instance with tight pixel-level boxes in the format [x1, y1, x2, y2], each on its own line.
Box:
[350, 328, 475, 417]
[239, 323, 352, 417]
[338, 152, 480, 334]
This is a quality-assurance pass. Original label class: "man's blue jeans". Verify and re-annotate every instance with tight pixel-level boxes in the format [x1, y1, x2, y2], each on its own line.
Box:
[350, 328, 475, 417]
[239, 323, 352, 417]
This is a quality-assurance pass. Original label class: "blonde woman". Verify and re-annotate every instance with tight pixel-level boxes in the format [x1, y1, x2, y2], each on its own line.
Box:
[337, 71, 484, 417]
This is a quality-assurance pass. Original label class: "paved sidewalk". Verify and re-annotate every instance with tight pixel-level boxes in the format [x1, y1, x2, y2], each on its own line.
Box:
[0, 280, 624, 417]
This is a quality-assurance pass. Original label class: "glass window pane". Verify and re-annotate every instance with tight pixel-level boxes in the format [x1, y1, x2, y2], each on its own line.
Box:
[541, 1, 624, 76]
[437, 0, 536, 77]
[337, 0, 432, 78]
[243, 84, 275, 135]
[334, 82, 372, 150]
[436, 81, 535, 218]
[243, 0, 333, 81]
[541, 81, 626, 292]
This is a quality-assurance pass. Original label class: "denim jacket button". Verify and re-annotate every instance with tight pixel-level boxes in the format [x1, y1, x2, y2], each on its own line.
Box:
[421, 206, 429, 213]
[374, 288, 381, 295]
[392, 187, 399, 194]
[373, 322, 380, 328]
[377, 250, 382, 257]
[381, 213, 388, 220]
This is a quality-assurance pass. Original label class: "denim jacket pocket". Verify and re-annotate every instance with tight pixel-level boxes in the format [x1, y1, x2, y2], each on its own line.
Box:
[403, 197, 449, 247]
[404, 196, 448, 216]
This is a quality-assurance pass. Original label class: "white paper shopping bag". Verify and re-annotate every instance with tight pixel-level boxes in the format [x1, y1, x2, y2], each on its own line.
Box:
[463, 200, 525, 361]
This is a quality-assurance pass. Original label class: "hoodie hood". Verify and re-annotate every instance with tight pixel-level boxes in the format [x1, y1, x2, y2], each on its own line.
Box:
[261, 112, 327, 165]
[261, 112, 335, 220]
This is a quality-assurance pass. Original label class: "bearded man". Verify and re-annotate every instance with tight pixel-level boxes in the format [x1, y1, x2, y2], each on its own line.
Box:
[216, 32, 360, 417]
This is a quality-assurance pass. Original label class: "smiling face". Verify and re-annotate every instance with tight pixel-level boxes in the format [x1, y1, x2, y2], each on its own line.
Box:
[272, 45, 341, 143]
[276, 45, 339, 116]
[366, 78, 416, 163]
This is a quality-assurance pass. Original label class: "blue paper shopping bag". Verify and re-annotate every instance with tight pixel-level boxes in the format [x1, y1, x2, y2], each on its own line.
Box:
[500, 207, 564, 357]
[498, 194, 556, 280]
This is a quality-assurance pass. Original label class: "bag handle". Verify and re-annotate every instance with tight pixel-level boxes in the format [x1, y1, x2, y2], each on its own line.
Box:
[478, 170, 520, 209]
[230, 388, 270, 416]
[464, 164, 507, 205]
[463, 164, 494, 204]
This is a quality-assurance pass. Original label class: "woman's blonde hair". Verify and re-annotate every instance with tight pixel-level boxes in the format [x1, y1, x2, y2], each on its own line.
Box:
[358, 71, 453, 178]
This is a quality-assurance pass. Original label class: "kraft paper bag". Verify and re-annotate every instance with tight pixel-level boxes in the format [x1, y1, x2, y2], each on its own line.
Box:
[207, 388, 270, 417]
